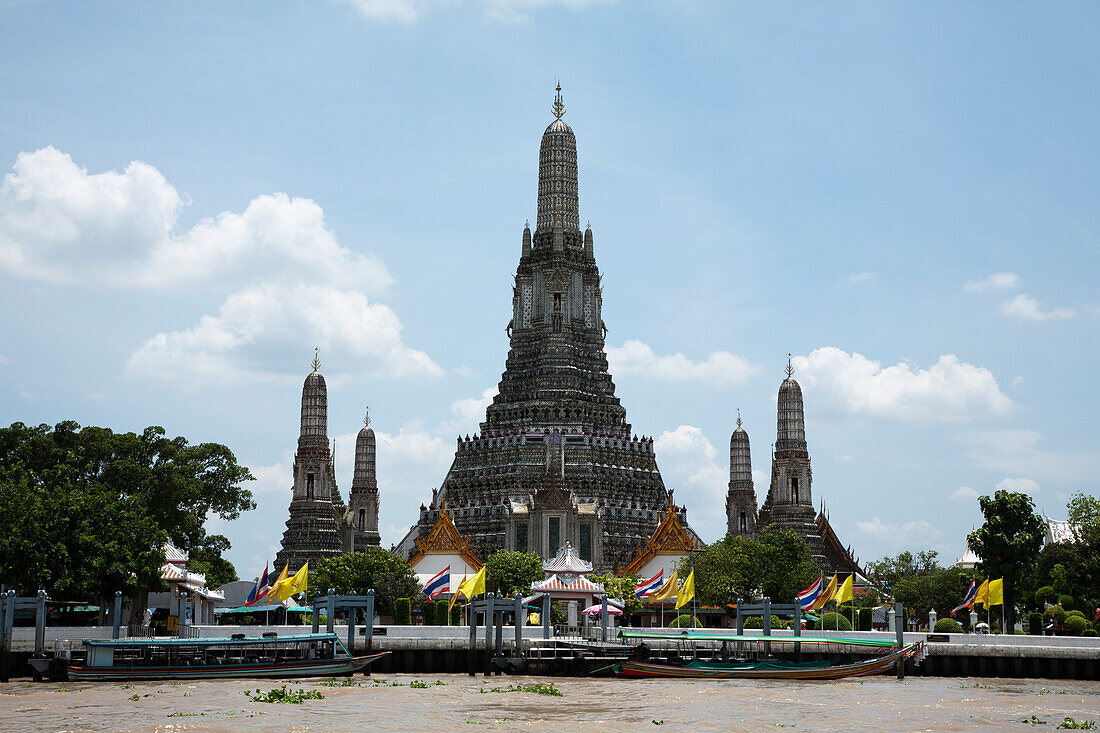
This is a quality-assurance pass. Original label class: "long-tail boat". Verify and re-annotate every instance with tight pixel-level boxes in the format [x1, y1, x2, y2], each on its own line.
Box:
[612, 630, 923, 680]
[66, 632, 387, 681]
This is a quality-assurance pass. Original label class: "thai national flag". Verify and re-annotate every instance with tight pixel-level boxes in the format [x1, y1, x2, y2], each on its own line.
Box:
[634, 570, 664, 599]
[796, 575, 823, 611]
[424, 566, 450, 600]
[245, 563, 270, 607]
[952, 580, 978, 614]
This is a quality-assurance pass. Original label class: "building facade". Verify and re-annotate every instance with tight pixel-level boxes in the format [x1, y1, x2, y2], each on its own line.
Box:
[400, 87, 674, 571]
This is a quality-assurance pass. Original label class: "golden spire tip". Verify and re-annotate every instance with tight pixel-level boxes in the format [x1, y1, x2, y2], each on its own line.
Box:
[312, 347, 321, 372]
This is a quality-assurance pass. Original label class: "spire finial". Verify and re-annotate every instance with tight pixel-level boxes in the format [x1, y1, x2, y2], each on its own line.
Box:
[785, 352, 794, 378]
[552, 81, 566, 120]
[736, 408, 742, 429]
[312, 347, 321, 373]
[364, 407, 371, 428]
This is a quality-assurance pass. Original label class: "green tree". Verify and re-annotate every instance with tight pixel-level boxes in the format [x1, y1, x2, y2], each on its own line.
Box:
[589, 573, 643, 615]
[893, 567, 973, 623]
[0, 421, 254, 602]
[1067, 492, 1100, 546]
[865, 550, 940, 599]
[312, 548, 419, 614]
[968, 490, 1045, 631]
[683, 527, 818, 606]
[484, 550, 543, 596]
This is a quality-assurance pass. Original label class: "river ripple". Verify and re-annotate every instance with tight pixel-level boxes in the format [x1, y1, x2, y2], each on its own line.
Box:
[1, 674, 1098, 732]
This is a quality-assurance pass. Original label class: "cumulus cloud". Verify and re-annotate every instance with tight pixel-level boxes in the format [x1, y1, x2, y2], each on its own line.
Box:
[607, 340, 759, 387]
[791, 347, 1012, 423]
[344, 0, 610, 23]
[951, 486, 979, 501]
[965, 272, 1020, 292]
[0, 147, 390, 291]
[845, 272, 875, 285]
[994, 477, 1041, 495]
[654, 425, 727, 538]
[445, 386, 498, 434]
[999, 294, 1076, 322]
[125, 283, 443, 384]
[344, 0, 426, 22]
[962, 429, 1099, 483]
[855, 517, 942, 544]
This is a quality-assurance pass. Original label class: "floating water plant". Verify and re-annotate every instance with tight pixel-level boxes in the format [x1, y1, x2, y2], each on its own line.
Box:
[244, 685, 325, 704]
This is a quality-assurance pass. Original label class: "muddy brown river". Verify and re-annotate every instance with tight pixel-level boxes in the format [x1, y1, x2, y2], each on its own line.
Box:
[1, 674, 1098, 732]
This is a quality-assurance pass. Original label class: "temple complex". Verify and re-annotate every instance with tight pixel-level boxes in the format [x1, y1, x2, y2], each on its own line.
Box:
[726, 357, 864, 576]
[398, 86, 674, 571]
[622, 496, 703, 581]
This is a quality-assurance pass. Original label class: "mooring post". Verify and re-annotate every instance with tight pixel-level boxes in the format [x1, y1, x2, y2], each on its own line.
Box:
[895, 601, 905, 679]
[0, 591, 8, 656]
[793, 598, 802, 661]
[326, 589, 335, 634]
[763, 597, 772, 656]
[112, 591, 122, 639]
[484, 593, 496, 676]
[35, 590, 48, 654]
[600, 593, 609, 644]
[513, 593, 522, 655]
[542, 593, 551, 640]
[178, 592, 188, 635]
[347, 606, 356, 653]
[736, 598, 744, 635]
[311, 595, 320, 634]
[365, 590, 375, 647]
[494, 595, 504, 674]
[468, 603, 477, 676]
[1, 591, 12, 682]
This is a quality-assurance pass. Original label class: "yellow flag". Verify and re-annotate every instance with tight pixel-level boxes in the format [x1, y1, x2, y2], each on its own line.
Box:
[811, 574, 838, 611]
[675, 570, 695, 610]
[974, 578, 989, 607]
[272, 562, 308, 602]
[448, 571, 468, 611]
[835, 574, 854, 605]
[259, 564, 288, 604]
[987, 578, 1004, 607]
[648, 569, 678, 603]
[451, 566, 487, 610]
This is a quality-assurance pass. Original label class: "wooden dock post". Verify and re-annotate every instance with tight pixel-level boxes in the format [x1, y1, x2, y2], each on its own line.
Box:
[600, 593, 609, 644]
[735, 598, 744, 635]
[468, 605, 477, 676]
[0, 591, 12, 682]
[494, 594, 504, 674]
[542, 593, 551, 639]
[763, 597, 771, 656]
[513, 593, 522, 655]
[895, 601, 905, 679]
[36, 590, 47, 654]
[112, 591, 122, 639]
[311, 594, 320, 634]
[793, 598, 801, 661]
[484, 593, 496, 676]
[326, 590, 335, 634]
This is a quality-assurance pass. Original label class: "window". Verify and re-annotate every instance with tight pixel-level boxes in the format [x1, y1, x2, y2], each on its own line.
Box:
[548, 517, 560, 557]
[516, 523, 528, 553]
[307, 472, 315, 500]
[579, 524, 592, 561]
[791, 476, 799, 504]
[740, 511, 747, 534]
[358, 509, 365, 531]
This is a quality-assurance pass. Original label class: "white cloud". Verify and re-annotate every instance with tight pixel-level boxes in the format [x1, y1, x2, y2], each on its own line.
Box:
[607, 340, 759, 387]
[0, 354, 9, 365]
[845, 272, 875, 285]
[445, 386, 497, 434]
[965, 272, 1020, 292]
[999, 294, 1075, 322]
[654, 425, 727, 538]
[855, 517, 941, 543]
[834, 454, 856, 463]
[125, 283, 443, 384]
[951, 486, 979, 501]
[0, 147, 390, 292]
[345, 0, 425, 22]
[961, 429, 1099, 483]
[344, 0, 609, 23]
[792, 347, 1012, 423]
[482, 0, 612, 22]
[994, 477, 1041, 495]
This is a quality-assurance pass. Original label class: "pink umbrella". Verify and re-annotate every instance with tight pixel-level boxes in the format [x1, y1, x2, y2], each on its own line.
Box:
[581, 604, 623, 616]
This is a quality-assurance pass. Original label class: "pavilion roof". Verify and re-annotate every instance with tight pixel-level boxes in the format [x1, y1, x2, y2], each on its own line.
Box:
[532, 573, 604, 595]
[408, 504, 483, 570]
[542, 542, 592, 575]
[623, 502, 703, 575]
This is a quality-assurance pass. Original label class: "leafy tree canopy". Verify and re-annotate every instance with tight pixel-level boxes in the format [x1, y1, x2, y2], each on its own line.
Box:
[680, 527, 819, 606]
[589, 573, 642, 615]
[484, 550, 544, 596]
[312, 548, 420, 614]
[0, 421, 255, 599]
[865, 550, 940, 597]
[969, 489, 1045, 629]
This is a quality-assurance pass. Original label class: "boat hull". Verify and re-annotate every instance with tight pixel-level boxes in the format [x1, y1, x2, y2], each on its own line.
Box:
[67, 652, 388, 682]
[614, 642, 922, 680]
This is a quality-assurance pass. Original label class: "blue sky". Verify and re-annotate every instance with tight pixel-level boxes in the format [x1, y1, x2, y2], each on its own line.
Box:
[1, 1, 1097, 579]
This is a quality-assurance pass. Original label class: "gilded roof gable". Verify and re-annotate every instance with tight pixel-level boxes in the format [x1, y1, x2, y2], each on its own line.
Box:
[623, 497, 704, 575]
[409, 504, 483, 570]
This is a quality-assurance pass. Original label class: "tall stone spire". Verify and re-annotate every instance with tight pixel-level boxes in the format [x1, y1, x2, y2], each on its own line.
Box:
[275, 351, 346, 573]
[536, 83, 580, 234]
[402, 85, 671, 570]
[348, 408, 381, 550]
[726, 410, 758, 537]
[757, 356, 823, 563]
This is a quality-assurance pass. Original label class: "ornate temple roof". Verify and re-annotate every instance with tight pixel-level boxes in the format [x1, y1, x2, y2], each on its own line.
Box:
[729, 411, 752, 485]
[536, 83, 580, 233]
[816, 510, 866, 578]
[532, 573, 604, 596]
[542, 542, 593, 576]
[776, 356, 807, 455]
[408, 504, 483, 570]
[623, 498, 704, 575]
